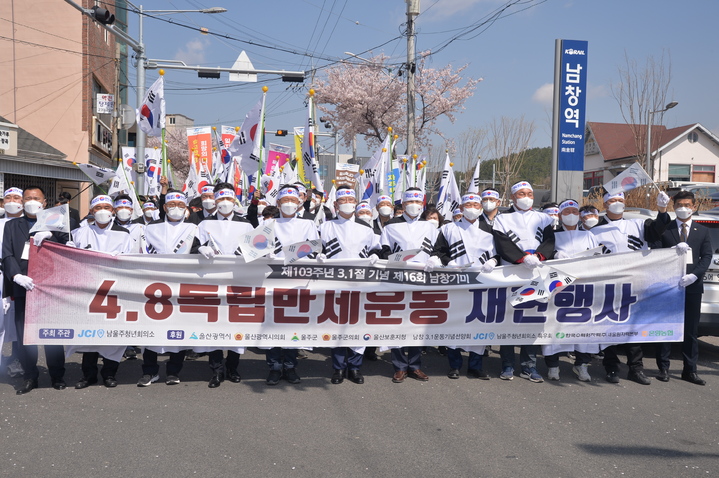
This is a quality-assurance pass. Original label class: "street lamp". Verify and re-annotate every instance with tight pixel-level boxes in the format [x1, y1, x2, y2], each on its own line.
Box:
[646, 101, 678, 180]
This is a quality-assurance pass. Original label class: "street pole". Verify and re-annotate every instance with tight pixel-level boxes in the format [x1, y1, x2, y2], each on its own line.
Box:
[135, 4, 147, 193]
[406, 0, 419, 156]
[646, 101, 678, 181]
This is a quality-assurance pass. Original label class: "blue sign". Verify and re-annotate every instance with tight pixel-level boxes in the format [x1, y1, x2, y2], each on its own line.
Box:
[558, 40, 588, 171]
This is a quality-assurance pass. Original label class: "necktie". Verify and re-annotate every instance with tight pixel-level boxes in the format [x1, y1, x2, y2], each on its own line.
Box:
[680, 223, 687, 243]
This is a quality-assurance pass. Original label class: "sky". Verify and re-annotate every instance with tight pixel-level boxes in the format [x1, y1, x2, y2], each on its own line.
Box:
[128, 0, 719, 167]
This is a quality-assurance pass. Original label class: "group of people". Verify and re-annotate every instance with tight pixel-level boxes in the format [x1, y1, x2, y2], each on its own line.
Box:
[0, 176, 711, 394]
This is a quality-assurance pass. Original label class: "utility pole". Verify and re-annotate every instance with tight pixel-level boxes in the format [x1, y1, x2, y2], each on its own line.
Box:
[405, 0, 420, 156]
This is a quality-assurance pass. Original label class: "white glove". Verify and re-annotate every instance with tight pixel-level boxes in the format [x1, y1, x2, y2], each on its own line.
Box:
[267, 252, 276, 260]
[65, 241, 77, 248]
[522, 254, 541, 269]
[657, 191, 670, 208]
[2, 297, 10, 314]
[675, 242, 690, 255]
[679, 273, 698, 288]
[198, 246, 215, 259]
[368, 255, 379, 266]
[479, 258, 497, 274]
[555, 251, 570, 259]
[424, 255, 442, 272]
[317, 253, 327, 263]
[32, 231, 53, 246]
[13, 274, 34, 291]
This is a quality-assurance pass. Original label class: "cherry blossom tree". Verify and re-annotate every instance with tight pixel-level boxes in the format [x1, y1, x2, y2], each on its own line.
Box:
[314, 52, 481, 151]
[147, 127, 190, 184]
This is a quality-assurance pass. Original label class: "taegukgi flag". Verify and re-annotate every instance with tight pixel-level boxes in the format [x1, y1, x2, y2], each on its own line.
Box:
[283, 239, 322, 265]
[604, 162, 653, 195]
[76, 163, 117, 185]
[29, 204, 70, 234]
[239, 220, 275, 262]
[137, 75, 165, 137]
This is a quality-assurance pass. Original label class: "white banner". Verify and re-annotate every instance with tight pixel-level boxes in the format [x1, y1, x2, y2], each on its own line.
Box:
[25, 243, 686, 348]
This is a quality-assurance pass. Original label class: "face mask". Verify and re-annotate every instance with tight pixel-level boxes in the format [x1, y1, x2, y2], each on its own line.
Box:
[94, 209, 113, 225]
[202, 199, 216, 211]
[583, 217, 599, 229]
[358, 214, 372, 224]
[378, 206, 393, 217]
[481, 200, 497, 212]
[607, 202, 625, 214]
[427, 219, 439, 228]
[463, 207, 482, 221]
[144, 210, 155, 219]
[562, 213, 580, 226]
[338, 203, 355, 215]
[675, 207, 693, 220]
[166, 207, 185, 221]
[4, 202, 22, 215]
[310, 199, 319, 211]
[216, 201, 235, 216]
[280, 202, 299, 216]
[515, 196, 533, 211]
[116, 209, 132, 222]
[24, 200, 43, 216]
[257, 205, 266, 215]
[404, 203, 423, 217]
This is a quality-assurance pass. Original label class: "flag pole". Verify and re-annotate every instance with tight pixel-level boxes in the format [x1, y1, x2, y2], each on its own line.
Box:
[257, 86, 268, 189]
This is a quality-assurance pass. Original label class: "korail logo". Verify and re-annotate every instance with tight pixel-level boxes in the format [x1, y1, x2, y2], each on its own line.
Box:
[564, 48, 586, 56]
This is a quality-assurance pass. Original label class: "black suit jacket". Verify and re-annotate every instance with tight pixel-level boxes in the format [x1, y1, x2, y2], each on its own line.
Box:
[1, 217, 71, 298]
[659, 220, 713, 294]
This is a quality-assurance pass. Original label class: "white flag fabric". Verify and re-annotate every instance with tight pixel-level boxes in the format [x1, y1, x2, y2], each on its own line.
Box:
[283, 239, 322, 265]
[137, 76, 165, 137]
[387, 248, 423, 263]
[301, 96, 324, 192]
[182, 161, 200, 199]
[436, 154, 461, 219]
[604, 162, 654, 195]
[76, 163, 117, 185]
[239, 221, 275, 262]
[29, 205, 70, 234]
[509, 265, 577, 306]
[358, 135, 390, 207]
[260, 173, 280, 206]
[467, 158, 482, 194]
[143, 148, 162, 197]
[229, 95, 264, 178]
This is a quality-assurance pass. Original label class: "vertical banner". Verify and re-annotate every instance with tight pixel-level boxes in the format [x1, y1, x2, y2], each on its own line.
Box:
[265, 143, 291, 175]
[551, 39, 588, 202]
[187, 126, 213, 172]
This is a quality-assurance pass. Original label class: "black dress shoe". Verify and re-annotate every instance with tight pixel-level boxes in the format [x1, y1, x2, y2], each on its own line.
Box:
[347, 369, 364, 384]
[208, 374, 224, 388]
[331, 369, 344, 384]
[227, 372, 242, 383]
[16, 379, 38, 395]
[52, 380, 67, 390]
[467, 369, 490, 380]
[447, 369, 460, 379]
[605, 371, 620, 383]
[104, 377, 118, 388]
[628, 370, 651, 385]
[75, 377, 98, 389]
[656, 369, 670, 382]
[283, 368, 301, 384]
[681, 372, 706, 386]
[266, 370, 282, 386]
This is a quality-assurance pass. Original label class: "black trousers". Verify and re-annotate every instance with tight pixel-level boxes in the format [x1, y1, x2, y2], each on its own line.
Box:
[656, 292, 702, 373]
[81, 352, 119, 380]
[208, 350, 240, 375]
[603, 343, 644, 373]
[14, 297, 65, 382]
[142, 349, 186, 377]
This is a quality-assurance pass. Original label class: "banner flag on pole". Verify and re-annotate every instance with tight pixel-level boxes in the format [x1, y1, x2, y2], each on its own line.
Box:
[239, 220, 275, 262]
[283, 239, 322, 265]
[75, 163, 117, 185]
[603, 162, 654, 195]
[301, 94, 324, 193]
[137, 75, 165, 137]
[467, 158, 482, 194]
[436, 153, 461, 219]
[229, 94, 265, 179]
[29, 205, 70, 234]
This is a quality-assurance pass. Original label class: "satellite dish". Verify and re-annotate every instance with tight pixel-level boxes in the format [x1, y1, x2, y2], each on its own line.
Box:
[118, 104, 136, 129]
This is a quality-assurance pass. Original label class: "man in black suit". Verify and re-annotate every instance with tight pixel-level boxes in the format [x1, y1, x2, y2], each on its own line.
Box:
[2, 186, 72, 394]
[655, 190, 712, 385]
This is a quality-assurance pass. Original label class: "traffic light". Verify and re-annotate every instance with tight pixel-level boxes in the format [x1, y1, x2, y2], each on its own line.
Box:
[90, 6, 115, 25]
[198, 70, 221, 79]
[275, 130, 288, 137]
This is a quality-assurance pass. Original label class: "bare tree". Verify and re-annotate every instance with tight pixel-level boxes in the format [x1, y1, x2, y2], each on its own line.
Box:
[486, 116, 535, 203]
[454, 126, 486, 192]
[611, 50, 673, 170]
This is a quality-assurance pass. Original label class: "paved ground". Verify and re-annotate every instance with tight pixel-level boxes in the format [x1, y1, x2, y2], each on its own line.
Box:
[1, 339, 718, 477]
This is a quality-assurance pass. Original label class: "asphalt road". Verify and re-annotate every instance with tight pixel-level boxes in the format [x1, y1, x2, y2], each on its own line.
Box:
[1, 339, 718, 478]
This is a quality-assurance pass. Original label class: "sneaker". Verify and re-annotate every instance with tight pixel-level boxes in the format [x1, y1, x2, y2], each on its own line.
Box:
[284, 368, 301, 384]
[573, 364, 591, 382]
[499, 367, 514, 380]
[7, 358, 24, 378]
[520, 367, 544, 383]
[447, 369, 460, 379]
[165, 375, 181, 385]
[266, 370, 282, 386]
[547, 367, 560, 381]
[137, 374, 159, 387]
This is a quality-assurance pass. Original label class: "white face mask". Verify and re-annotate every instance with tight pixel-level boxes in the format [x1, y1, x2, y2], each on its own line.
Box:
[166, 207, 186, 221]
[257, 205, 266, 215]
[94, 209, 113, 225]
[515, 196, 533, 211]
[338, 203, 355, 215]
[562, 213, 580, 227]
[463, 207, 482, 221]
[202, 198, 216, 211]
[144, 209, 155, 219]
[116, 209, 132, 222]
[4, 202, 22, 215]
[675, 207, 693, 220]
[481, 200, 497, 212]
[378, 205, 393, 217]
[583, 217, 599, 229]
[357, 214, 372, 224]
[310, 199, 319, 211]
[427, 219, 440, 228]
[404, 203, 423, 218]
[607, 202, 625, 214]
[280, 202, 299, 216]
[24, 200, 43, 216]
[217, 201, 235, 216]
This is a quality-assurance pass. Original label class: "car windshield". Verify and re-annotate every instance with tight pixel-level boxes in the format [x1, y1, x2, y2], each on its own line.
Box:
[693, 217, 719, 252]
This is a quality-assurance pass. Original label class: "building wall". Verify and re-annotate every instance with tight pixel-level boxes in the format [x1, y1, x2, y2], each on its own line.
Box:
[655, 131, 719, 183]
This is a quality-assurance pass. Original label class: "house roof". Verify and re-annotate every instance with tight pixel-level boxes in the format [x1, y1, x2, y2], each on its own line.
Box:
[0, 115, 66, 160]
[587, 121, 697, 161]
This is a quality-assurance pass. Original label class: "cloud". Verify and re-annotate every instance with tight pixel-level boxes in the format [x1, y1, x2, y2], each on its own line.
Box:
[587, 83, 609, 99]
[174, 38, 210, 65]
[532, 83, 554, 106]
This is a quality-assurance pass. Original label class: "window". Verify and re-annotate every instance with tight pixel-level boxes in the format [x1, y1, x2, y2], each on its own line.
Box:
[168, 117, 176, 125]
[692, 165, 715, 183]
[688, 132, 699, 143]
[583, 171, 603, 189]
[668, 164, 691, 182]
